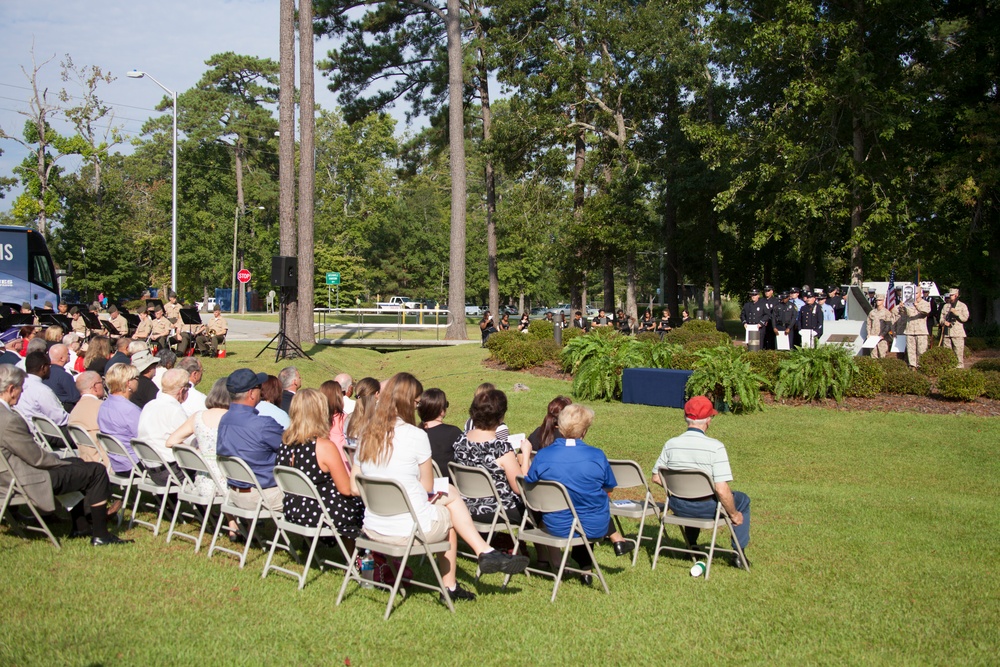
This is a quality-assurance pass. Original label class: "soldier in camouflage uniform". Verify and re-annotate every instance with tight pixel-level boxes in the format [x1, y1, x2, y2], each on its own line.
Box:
[900, 291, 931, 368]
[865, 294, 894, 359]
[939, 288, 970, 368]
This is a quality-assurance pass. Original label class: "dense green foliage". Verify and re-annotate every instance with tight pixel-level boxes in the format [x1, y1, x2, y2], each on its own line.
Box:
[686, 344, 766, 413]
[847, 357, 888, 398]
[745, 350, 783, 390]
[971, 358, 1000, 373]
[884, 368, 933, 396]
[982, 371, 1000, 400]
[775, 345, 857, 402]
[918, 347, 959, 377]
[936, 369, 987, 402]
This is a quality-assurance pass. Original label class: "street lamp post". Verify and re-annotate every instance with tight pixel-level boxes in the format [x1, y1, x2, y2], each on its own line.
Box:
[128, 69, 177, 295]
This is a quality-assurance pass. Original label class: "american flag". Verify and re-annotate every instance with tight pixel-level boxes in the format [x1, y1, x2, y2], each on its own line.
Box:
[885, 267, 897, 311]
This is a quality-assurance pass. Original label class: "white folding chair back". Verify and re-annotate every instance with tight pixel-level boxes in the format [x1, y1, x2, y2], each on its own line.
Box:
[608, 459, 661, 567]
[95, 432, 137, 526]
[31, 416, 77, 459]
[430, 459, 443, 479]
[336, 474, 454, 620]
[168, 445, 224, 552]
[448, 461, 518, 577]
[652, 467, 749, 580]
[208, 455, 276, 568]
[67, 425, 111, 471]
[505, 476, 610, 602]
[0, 450, 61, 548]
[262, 465, 352, 589]
[129, 439, 180, 536]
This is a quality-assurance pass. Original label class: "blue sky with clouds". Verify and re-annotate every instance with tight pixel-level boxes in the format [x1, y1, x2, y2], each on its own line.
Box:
[0, 0, 367, 212]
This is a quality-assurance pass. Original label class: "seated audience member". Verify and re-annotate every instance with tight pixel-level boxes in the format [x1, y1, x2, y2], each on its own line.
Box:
[498, 313, 511, 331]
[452, 388, 528, 525]
[42, 325, 65, 348]
[15, 338, 47, 371]
[177, 356, 207, 416]
[526, 396, 572, 451]
[216, 368, 285, 513]
[149, 306, 173, 352]
[463, 383, 509, 440]
[106, 305, 129, 339]
[351, 373, 528, 601]
[479, 311, 497, 346]
[681, 310, 691, 325]
[0, 365, 131, 545]
[195, 305, 227, 357]
[152, 349, 177, 390]
[16, 350, 69, 427]
[257, 375, 290, 428]
[0, 342, 21, 366]
[133, 308, 153, 343]
[136, 368, 191, 484]
[278, 388, 363, 536]
[656, 310, 673, 338]
[44, 344, 80, 412]
[591, 309, 609, 327]
[129, 350, 160, 409]
[319, 380, 349, 463]
[517, 312, 530, 332]
[651, 395, 751, 566]
[334, 373, 356, 417]
[417, 388, 463, 480]
[571, 311, 588, 330]
[84, 336, 112, 376]
[343, 376, 379, 447]
[63, 333, 83, 371]
[638, 311, 656, 332]
[68, 371, 109, 469]
[278, 366, 301, 413]
[96, 363, 142, 474]
[106, 337, 132, 371]
[617, 314, 634, 335]
[166, 378, 230, 499]
[525, 404, 634, 580]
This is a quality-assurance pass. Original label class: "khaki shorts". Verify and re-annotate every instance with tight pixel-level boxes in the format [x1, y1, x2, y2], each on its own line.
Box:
[365, 504, 451, 544]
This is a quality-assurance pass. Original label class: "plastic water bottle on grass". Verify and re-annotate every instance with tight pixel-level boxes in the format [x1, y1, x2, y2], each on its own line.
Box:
[361, 550, 375, 588]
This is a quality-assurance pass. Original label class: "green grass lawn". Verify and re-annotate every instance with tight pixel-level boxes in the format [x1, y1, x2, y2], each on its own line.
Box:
[2, 342, 999, 665]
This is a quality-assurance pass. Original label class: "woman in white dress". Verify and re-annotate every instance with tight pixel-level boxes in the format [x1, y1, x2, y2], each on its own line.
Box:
[166, 378, 230, 497]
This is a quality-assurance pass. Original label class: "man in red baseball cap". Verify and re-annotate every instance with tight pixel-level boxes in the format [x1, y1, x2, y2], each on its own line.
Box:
[651, 395, 751, 568]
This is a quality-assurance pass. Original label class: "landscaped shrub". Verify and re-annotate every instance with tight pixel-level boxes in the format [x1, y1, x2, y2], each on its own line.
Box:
[661, 319, 729, 347]
[877, 356, 909, 373]
[687, 344, 766, 413]
[966, 337, 988, 352]
[971, 358, 1000, 372]
[982, 371, 1000, 400]
[745, 350, 783, 390]
[775, 344, 857, 401]
[536, 338, 560, 361]
[936, 368, 986, 401]
[484, 330, 519, 355]
[492, 336, 546, 370]
[526, 319, 554, 341]
[884, 369, 932, 396]
[847, 357, 887, 398]
[636, 331, 660, 344]
[561, 327, 584, 345]
[918, 346, 959, 377]
[966, 322, 1000, 348]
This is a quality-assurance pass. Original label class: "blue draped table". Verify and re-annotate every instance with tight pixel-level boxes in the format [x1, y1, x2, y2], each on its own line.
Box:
[621, 368, 693, 409]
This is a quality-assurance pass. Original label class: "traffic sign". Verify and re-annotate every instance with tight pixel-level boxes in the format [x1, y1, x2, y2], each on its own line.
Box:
[325, 272, 341, 286]
[237, 268, 252, 284]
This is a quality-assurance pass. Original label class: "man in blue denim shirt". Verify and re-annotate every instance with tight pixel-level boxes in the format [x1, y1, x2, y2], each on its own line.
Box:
[217, 368, 285, 512]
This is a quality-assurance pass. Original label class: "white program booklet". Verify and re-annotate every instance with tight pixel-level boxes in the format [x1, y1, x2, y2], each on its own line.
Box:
[744, 324, 759, 345]
[433, 477, 449, 494]
[800, 329, 817, 348]
[508, 432, 526, 452]
[862, 335, 882, 349]
[891, 334, 907, 353]
[776, 332, 791, 350]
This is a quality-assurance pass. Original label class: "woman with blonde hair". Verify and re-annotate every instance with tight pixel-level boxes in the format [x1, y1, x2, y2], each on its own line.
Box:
[353, 372, 528, 601]
[344, 376, 380, 445]
[96, 362, 142, 474]
[278, 388, 363, 535]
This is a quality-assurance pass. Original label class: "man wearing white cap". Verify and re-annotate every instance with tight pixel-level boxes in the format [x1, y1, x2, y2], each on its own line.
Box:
[865, 294, 894, 359]
[940, 288, 969, 367]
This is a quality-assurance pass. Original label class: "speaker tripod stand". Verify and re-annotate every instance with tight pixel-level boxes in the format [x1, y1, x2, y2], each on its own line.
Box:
[256, 286, 312, 363]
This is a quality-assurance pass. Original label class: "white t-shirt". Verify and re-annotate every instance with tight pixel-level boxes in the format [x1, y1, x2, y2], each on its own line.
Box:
[357, 419, 436, 535]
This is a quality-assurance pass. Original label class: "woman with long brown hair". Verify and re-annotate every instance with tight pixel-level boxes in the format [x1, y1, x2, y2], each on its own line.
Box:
[344, 376, 380, 445]
[527, 396, 572, 451]
[352, 372, 528, 601]
[84, 335, 112, 376]
[320, 379, 349, 469]
[279, 388, 363, 536]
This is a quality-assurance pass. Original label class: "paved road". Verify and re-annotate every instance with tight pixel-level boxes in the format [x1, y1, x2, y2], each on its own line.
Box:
[216, 317, 278, 342]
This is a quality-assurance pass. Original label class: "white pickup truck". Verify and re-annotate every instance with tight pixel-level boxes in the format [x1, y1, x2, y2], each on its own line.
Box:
[376, 296, 419, 312]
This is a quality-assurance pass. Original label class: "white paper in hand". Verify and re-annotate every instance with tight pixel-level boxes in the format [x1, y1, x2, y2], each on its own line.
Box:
[508, 433, 526, 451]
[433, 477, 449, 495]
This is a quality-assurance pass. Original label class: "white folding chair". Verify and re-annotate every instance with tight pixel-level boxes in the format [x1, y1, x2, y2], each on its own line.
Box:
[0, 451, 62, 548]
[209, 455, 277, 568]
[168, 445, 225, 552]
[95, 432, 138, 526]
[67, 425, 111, 471]
[652, 467, 750, 580]
[128, 439, 181, 536]
[608, 459, 662, 567]
[262, 465, 353, 589]
[336, 474, 454, 620]
[448, 461, 518, 578]
[503, 476, 610, 602]
[31, 416, 77, 459]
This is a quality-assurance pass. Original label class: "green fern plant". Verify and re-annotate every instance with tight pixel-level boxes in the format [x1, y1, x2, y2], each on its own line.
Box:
[565, 329, 648, 401]
[775, 344, 858, 402]
[685, 344, 767, 414]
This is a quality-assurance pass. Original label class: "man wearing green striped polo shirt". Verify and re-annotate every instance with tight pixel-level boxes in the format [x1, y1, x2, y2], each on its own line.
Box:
[651, 396, 751, 568]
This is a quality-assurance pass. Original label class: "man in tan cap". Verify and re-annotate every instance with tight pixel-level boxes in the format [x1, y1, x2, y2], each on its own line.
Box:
[899, 289, 931, 368]
[940, 288, 970, 367]
[650, 396, 751, 568]
[149, 306, 173, 353]
[865, 294, 894, 359]
[107, 305, 129, 339]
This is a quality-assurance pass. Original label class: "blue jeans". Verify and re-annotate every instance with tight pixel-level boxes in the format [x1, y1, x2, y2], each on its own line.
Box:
[668, 491, 751, 550]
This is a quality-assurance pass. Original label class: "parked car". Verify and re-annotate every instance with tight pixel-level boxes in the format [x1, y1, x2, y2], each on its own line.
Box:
[194, 297, 217, 312]
[465, 304, 483, 316]
[376, 296, 419, 311]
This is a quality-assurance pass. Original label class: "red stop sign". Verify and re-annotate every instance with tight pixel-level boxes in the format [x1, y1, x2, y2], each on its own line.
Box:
[237, 269, 252, 284]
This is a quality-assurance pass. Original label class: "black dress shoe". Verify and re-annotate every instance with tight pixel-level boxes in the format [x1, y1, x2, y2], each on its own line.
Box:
[69, 530, 92, 539]
[441, 583, 476, 603]
[91, 534, 134, 546]
[580, 573, 593, 586]
[730, 554, 751, 570]
[613, 539, 635, 557]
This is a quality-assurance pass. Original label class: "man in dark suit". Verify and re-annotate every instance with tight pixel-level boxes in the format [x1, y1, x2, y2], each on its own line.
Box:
[0, 365, 130, 545]
[278, 366, 301, 413]
[43, 344, 80, 412]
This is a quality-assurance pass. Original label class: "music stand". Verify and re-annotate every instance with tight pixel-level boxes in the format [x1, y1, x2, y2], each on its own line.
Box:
[256, 286, 312, 363]
[179, 308, 202, 326]
[124, 313, 140, 328]
[40, 313, 73, 332]
[79, 310, 102, 331]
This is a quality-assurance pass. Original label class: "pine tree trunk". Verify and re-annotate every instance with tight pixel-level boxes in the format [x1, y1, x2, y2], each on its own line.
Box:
[278, 0, 299, 343]
[626, 252, 638, 322]
[444, 0, 468, 340]
[850, 111, 865, 286]
[603, 256, 615, 313]
[298, 0, 316, 345]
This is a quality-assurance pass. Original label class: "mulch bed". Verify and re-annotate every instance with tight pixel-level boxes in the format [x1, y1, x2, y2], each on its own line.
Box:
[483, 358, 572, 381]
